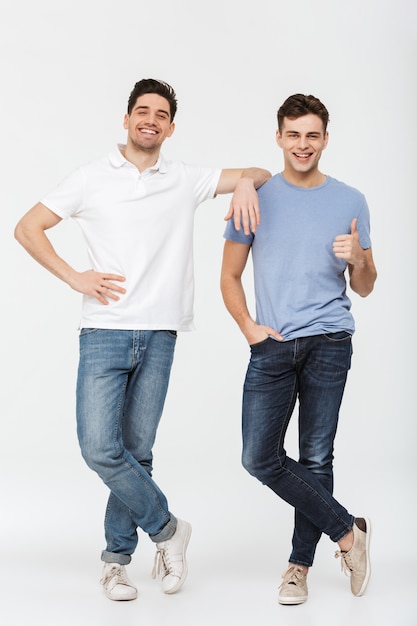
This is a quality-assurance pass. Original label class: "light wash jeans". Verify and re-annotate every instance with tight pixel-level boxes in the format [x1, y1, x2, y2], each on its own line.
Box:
[242, 332, 355, 568]
[76, 329, 178, 564]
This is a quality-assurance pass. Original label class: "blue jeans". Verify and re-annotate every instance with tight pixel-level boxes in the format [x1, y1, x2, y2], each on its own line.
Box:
[242, 333, 355, 568]
[76, 329, 178, 564]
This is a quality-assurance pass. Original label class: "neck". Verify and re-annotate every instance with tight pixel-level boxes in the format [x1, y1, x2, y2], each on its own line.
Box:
[121, 143, 161, 173]
[281, 168, 326, 188]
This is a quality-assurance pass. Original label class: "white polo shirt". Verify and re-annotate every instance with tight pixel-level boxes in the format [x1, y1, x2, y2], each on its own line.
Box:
[41, 145, 221, 331]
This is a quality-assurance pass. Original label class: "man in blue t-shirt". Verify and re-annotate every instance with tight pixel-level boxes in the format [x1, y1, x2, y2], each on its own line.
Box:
[221, 94, 377, 605]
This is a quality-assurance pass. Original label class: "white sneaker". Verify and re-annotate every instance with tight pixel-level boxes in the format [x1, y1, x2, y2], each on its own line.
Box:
[152, 519, 192, 594]
[100, 563, 138, 601]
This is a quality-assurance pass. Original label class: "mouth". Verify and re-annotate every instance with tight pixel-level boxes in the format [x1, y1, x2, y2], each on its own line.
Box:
[294, 153, 312, 160]
[138, 127, 158, 136]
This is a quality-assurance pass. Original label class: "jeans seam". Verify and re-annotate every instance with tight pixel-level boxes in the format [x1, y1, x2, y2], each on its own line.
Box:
[278, 466, 352, 540]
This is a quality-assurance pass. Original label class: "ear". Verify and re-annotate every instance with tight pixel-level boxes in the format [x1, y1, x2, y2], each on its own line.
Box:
[167, 122, 175, 138]
[323, 131, 329, 149]
[123, 113, 129, 130]
[276, 129, 283, 148]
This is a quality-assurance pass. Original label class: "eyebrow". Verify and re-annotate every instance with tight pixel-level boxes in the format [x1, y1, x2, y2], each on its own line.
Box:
[134, 105, 170, 117]
[285, 130, 322, 137]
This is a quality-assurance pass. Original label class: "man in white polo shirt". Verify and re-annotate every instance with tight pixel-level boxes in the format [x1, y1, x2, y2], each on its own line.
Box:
[14, 78, 271, 601]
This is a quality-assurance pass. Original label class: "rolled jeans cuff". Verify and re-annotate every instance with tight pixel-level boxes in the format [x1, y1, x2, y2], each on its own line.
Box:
[149, 514, 177, 543]
[101, 550, 131, 565]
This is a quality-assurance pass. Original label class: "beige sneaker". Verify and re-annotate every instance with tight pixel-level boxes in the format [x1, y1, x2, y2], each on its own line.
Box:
[335, 517, 371, 596]
[100, 563, 138, 601]
[278, 565, 308, 605]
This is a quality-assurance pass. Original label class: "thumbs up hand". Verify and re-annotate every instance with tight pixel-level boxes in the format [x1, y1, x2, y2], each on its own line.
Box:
[332, 218, 364, 265]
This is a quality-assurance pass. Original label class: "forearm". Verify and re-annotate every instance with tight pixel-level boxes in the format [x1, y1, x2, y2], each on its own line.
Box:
[240, 167, 271, 190]
[221, 274, 256, 339]
[349, 256, 377, 297]
[15, 224, 79, 287]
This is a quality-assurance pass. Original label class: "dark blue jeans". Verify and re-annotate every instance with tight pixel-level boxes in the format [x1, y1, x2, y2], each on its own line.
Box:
[242, 332, 355, 568]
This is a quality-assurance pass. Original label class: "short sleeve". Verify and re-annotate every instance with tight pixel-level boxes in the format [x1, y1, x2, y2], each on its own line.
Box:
[223, 217, 254, 245]
[40, 168, 84, 219]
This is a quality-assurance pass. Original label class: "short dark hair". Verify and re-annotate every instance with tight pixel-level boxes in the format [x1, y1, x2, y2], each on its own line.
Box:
[127, 78, 178, 121]
[277, 94, 329, 133]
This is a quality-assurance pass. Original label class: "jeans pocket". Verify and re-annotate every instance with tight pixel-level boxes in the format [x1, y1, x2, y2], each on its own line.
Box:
[322, 331, 352, 342]
[79, 328, 99, 337]
[249, 337, 271, 350]
[249, 337, 279, 356]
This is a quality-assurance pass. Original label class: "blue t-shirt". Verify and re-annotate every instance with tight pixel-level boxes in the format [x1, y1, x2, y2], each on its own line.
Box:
[223, 174, 372, 340]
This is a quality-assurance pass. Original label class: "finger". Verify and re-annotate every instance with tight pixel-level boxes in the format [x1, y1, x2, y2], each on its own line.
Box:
[251, 203, 261, 226]
[248, 206, 258, 234]
[233, 211, 242, 231]
[95, 292, 110, 305]
[233, 213, 250, 235]
[99, 286, 121, 302]
[350, 218, 358, 234]
[101, 273, 126, 282]
[102, 281, 126, 294]
[239, 211, 251, 235]
[268, 327, 284, 341]
[223, 206, 233, 222]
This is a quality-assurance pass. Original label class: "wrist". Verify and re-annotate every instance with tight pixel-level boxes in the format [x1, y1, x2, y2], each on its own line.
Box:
[237, 174, 256, 187]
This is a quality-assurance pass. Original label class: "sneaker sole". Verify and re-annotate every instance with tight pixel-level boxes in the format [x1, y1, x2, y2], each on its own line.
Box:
[164, 521, 192, 595]
[355, 517, 372, 597]
[278, 595, 308, 605]
[104, 588, 138, 601]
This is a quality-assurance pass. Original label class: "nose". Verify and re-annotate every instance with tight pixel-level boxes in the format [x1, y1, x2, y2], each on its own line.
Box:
[149, 112, 157, 125]
[297, 135, 309, 150]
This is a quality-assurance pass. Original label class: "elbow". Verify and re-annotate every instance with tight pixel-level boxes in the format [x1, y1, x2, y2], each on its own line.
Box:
[14, 218, 35, 248]
[220, 272, 237, 304]
[14, 221, 24, 245]
[14, 220, 31, 249]
[358, 287, 373, 298]
[220, 275, 228, 301]
[257, 168, 272, 188]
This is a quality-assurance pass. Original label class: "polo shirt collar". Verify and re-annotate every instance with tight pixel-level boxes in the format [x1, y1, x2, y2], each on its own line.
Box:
[109, 144, 168, 173]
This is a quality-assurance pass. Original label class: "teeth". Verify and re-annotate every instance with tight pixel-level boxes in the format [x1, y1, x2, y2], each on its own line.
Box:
[295, 154, 310, 158]
[141, 129, 157, 135]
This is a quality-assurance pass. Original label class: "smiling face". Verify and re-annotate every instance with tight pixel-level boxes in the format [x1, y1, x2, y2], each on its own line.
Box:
[276, 114, 328, 186]
[123, 93, 175, 154]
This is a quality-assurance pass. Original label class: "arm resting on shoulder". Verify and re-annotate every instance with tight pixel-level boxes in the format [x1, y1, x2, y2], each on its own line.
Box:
[216, 167, 271, 235]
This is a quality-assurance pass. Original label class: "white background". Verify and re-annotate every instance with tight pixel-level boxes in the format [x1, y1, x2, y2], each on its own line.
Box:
[1, 1, 416, 624]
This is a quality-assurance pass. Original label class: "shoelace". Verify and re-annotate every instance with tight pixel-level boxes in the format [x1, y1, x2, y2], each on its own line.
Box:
[152, 547, 171, 580]
[101, 565, 130, 587]
[279, 566, 306, 589]
[334, 550, 353, 576]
